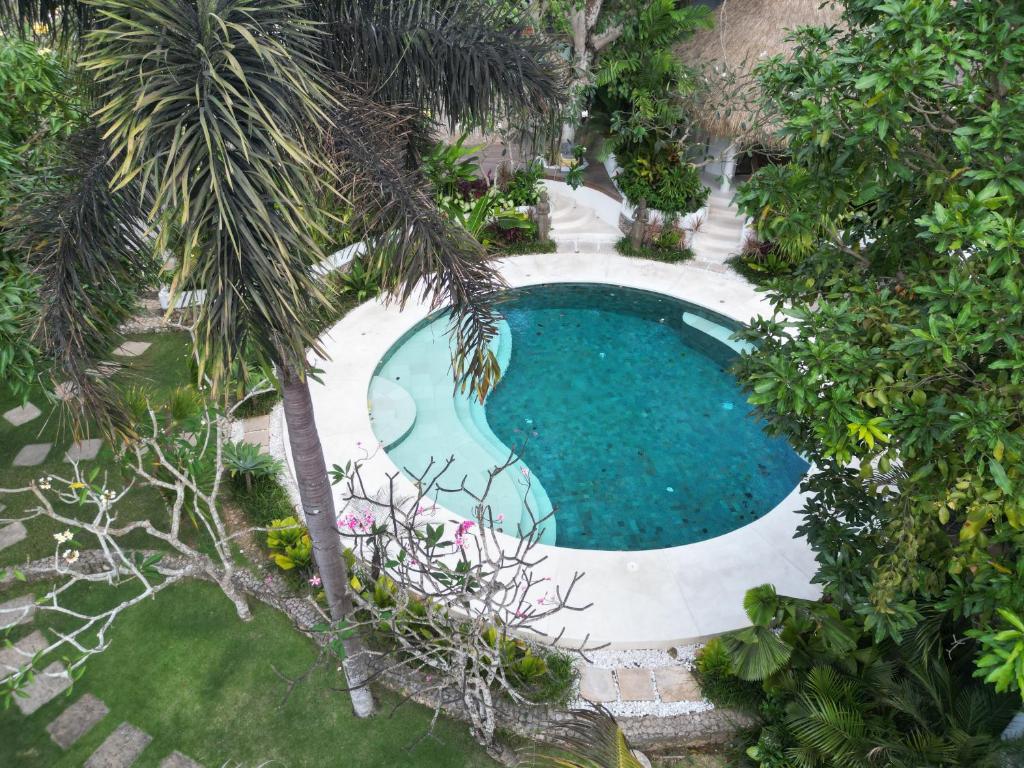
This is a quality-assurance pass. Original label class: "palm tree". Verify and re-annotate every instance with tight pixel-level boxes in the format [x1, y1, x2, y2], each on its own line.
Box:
[2, 0, 562, 717]
[518, 707, 648, 768]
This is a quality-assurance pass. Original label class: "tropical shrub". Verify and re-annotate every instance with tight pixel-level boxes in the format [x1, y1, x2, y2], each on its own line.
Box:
[694, 637, 762, 714]
[615, 152, 708, 217]
[614, 236, 693, 264]
[266, 516, 313, 572]
[503, 161, 544, 206]
[223, 441, 283, 492]
[723, 586, 1020, 768]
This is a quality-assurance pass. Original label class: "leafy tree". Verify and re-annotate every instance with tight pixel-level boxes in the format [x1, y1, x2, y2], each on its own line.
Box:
[733, 0, 1024, 683]
[2, 0, 561, 718]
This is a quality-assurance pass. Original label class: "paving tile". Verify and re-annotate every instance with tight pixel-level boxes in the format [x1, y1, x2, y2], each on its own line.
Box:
[65, 438, 104, 462]
[159, 751, 203, 768]
[615, 668, 654, 702]
[240, 430, 270, 450]
[3, 402, 41, 426]
[15, 661, 72, 715]
[47, 693, 110, 749]
[13, 442, 52, 466]
[654, 667, 702, 703]
[0, 521, 27, 552]
[112, 341, 151, 358]
[240, 414, 271, 433]
[85, 722, 152, 768]
[0, 629, 47, 673]
[579, 665, 617, 703]
[0, 594, 36, 629]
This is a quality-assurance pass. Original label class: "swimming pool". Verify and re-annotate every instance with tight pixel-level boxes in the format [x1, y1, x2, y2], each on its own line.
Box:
[368, 283, 807, 551]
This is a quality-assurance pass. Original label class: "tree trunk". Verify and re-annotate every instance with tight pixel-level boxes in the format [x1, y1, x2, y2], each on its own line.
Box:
[630, 198, 649, 249]
[280, 362, 376, 718]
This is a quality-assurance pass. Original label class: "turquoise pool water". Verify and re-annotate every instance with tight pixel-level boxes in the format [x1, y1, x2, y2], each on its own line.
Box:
[368, 283, 807, 551]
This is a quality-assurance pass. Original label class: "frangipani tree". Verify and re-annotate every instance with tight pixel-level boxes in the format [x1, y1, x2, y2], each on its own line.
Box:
[2, 0, 562, 717]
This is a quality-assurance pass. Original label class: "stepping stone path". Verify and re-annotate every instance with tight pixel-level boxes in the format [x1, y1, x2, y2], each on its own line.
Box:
[66, 438, 104, 462]
[13, 442, 52, 466]
[654, 666, 702, 702]
[85, 722, 152, 768]
[3, 402, 41, 426]
[240, 414, 271, 452]
[577, 649, 710, 714]
[112, 341, 151, 357]
[16, 660, 72, 715]
[160, 751, 204, 768]
[47, 693, 109, 749]
[0, 594, 36, 629]
[0, 629, 47, 673]
[617, 668, 656, 702]
[0, 521, 27, 552]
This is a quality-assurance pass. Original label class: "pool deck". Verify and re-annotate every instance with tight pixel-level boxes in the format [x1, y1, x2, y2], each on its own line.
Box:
[280, 252, 821, 649]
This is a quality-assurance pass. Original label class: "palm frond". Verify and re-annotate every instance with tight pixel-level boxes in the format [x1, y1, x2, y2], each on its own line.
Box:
[519, 707, 646, 768]
[325, 94, 505, 398]
[724, 624, 794, 681]
[316, 0, 564, 128]
[82, 0, 336, 384]
[7, 125, 153, 432]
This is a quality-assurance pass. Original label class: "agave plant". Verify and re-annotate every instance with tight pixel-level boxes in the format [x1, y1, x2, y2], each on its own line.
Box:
[518, 707, 647, 768]
[223, 441, 284, 492]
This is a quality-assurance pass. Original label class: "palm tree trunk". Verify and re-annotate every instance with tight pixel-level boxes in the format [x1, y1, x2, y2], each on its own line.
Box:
[280, 362, 376, 718]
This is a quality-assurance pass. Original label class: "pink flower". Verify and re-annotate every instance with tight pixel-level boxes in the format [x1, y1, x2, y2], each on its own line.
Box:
[520, 467, 530, 477]
[309, 575, 322, 587]
[496, 514, 504, 523]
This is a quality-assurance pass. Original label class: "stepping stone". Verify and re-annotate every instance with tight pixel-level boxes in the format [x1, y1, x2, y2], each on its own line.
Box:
[3, 402, 41, 427]
[47, 693, 110, 749]
[0, 629, 47, 673]
[240, 430, 269, 451]
[54, 381, 79, 401]
[579, 665, 617, 703]
[0, 594, 36, 629]
[160, 751, 203, 768]
[13, 442, 52, 466]
[15, 661, 72, 715]
[0, 521, 27, 552]
[615, 668, 655, 702]
[654, 667, 702, 703]
[66, 438, 104, 462]
[112, 341, 151, 358]
[85, 722, 152, 768]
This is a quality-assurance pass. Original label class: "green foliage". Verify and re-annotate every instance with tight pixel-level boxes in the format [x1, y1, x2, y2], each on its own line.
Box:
[266, 516, 313, 572]
[732, 0, 1024, 689]
[422, 133, 484, 204]
[338, 257, 389, 304]
[614, 237, 694, 264]
[223, 441, 283, 491]
[517, 705, 646, 768]
[231, 389, 281, 419]
[503, 162, 544, 206]
[724, 586, 1020, 768]
[615, 151, 708, 216]
[232, 474, 295, 528]
[694, 637, 763, 714]
[970, 609, 1024, 697]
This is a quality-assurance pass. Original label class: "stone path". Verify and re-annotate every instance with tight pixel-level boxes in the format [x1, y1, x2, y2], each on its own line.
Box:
[239, 414, 270, 452]
[0, 628, 46, 673]
[112, 341, 152, 357]
[47, 693, 109, 748]
[0, 594, 36, 628]
[85, 722, 152, 767]
[0, 521, 27, 552]
[16, 661, 73, 715]
[3, 402, 41, 426]
[66, 438, 104, 462]
[575, 648, 711, 718]
[12, 442, 52, 467]
[160, 751, 204, 768]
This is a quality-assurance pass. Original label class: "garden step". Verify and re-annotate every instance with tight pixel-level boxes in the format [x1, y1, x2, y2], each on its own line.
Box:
[0, 629, 47, 674]
[47, 693, 110, 749]
[15, 661, 72, 715]
[3, 402, 42, 426]
[66, 438, 104, 462]
[0, 521, 27, 552]
[85, 722, 153, 768]
[112, 341, 152, 358]
[0, 594, 37, 629]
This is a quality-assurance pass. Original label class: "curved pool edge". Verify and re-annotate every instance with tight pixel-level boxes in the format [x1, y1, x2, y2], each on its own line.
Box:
[281, 252, 822, 648]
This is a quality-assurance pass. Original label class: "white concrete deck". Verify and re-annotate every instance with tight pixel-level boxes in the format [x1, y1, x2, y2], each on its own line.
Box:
[280, 252, 821, 648]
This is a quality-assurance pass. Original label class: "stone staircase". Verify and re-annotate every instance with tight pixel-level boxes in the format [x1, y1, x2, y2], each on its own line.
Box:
[689, 185, 747, 265]
[547, 186, 621, 253]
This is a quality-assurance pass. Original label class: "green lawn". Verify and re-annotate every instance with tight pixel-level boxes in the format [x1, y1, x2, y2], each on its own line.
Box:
[0, 580, 495, 767]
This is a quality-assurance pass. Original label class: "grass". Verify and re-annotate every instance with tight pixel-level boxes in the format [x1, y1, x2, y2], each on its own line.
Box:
[615, 237, 694, 264]
[0, 331, 195, 564]
[0, 580, 496, 767]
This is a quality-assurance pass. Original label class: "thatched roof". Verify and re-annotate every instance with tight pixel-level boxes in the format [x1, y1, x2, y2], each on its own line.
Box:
[676, 0, 844, 146]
